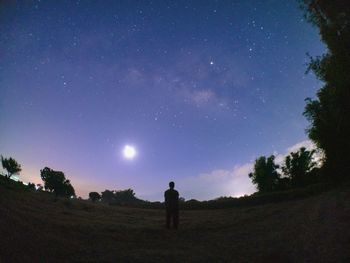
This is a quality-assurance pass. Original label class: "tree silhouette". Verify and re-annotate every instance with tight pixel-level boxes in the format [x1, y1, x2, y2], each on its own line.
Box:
[100, 189, 142, 205]
[301, 0, 350, 179]
[27, 182, 36, 191]
[101, 189, 115, 203]
[249, 155, 280, 193]
[1, 155, 22, 179]
[40, 167, 75, 198]
[89, 192, 101, 202]
[114, 189, 137, 203]
[282, 147, 317, 187]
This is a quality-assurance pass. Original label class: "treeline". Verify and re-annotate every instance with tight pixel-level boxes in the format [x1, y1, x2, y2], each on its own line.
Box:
[87, 183, 331, 210]
[248, 147, 323, 194]
[0, 155, 153, 206]
[0, 155, 158, 206]
[178, 183, 331, 210]
[88, 189, 149, 205]
[1, 155, 75, 198]
[0, 152, 337, 210]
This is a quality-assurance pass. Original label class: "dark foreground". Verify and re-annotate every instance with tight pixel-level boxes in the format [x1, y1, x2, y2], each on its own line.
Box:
[0, 184, 349, 262]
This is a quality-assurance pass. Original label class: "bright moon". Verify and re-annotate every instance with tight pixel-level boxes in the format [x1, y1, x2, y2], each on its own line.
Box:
[123, 145, 136, 159]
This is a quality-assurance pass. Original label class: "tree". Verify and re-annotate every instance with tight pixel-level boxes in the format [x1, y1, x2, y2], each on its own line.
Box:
[101, 189, 115, 203]
[249, 155, 280, 193]
[114, 189, 137, 203]
[282, 147, 317, 187]
[40, 167, 75, 198]
[101, 189, 142, 205]
[89, 192, 101, 202]
[1, 155, 22, 179]
[27, 182, 36, 191]
[301, 0, 350, 179]
[63, 182, 75, 198]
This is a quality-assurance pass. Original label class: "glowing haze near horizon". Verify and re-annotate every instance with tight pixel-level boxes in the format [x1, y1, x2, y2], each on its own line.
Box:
[0, 1, 325, 201]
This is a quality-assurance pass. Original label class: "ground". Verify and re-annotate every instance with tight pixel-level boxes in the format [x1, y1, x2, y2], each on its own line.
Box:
[0, 183, 349, 262]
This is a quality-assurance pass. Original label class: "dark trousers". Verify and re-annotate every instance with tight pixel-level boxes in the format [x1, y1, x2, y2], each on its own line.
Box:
[166, 209, 179, 229]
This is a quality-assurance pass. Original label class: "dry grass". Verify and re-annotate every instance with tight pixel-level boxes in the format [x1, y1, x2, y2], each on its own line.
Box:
[0, 183, 349, 262]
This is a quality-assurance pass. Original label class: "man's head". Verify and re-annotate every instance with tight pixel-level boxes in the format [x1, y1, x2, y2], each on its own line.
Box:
[169, 181, 175, 189]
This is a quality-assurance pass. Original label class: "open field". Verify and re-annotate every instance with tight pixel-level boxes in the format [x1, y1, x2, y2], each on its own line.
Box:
[1, 183, 349, 262]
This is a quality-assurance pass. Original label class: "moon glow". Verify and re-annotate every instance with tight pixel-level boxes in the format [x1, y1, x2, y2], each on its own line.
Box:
[123, 145, 137, 160]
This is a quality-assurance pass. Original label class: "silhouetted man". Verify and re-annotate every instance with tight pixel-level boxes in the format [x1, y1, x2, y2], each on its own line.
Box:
[164, 181, 179, 229]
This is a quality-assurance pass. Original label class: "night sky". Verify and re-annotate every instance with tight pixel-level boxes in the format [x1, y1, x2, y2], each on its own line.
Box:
[0, 1, 325, 200]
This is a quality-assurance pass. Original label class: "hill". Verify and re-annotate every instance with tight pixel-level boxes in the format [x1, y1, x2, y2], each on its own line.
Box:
[0, 182, 349, 262]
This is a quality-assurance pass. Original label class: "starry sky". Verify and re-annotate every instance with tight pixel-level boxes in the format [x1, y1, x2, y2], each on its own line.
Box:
[0, 0, 325, 201]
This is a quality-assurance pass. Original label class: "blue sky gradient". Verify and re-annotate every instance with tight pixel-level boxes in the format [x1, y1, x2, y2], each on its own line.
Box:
[0, 0, 325, 200]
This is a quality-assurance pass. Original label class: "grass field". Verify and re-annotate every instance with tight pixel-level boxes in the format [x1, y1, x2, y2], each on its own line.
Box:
[0, 183, 349, 262]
